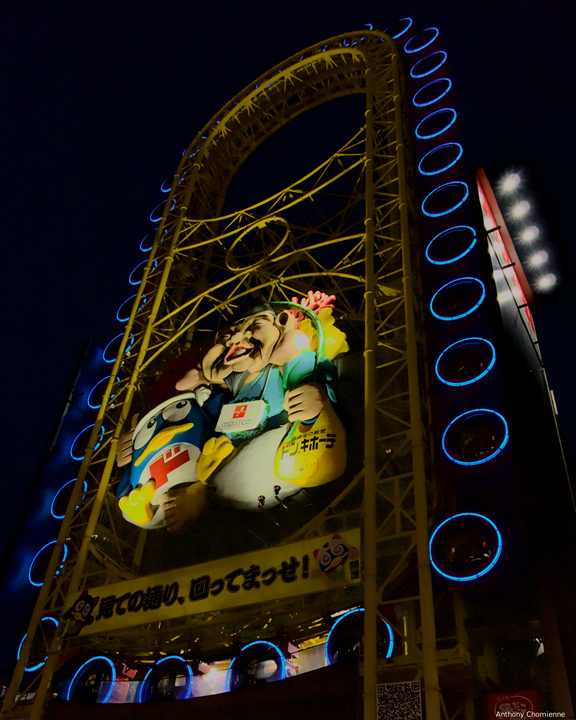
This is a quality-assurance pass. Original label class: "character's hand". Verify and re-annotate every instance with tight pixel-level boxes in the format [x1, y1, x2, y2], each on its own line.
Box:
[116, 414, 139, 468]
[196, 436, 235, 484]
[118, 480, 157, 525]
[283, 383, 326, 422]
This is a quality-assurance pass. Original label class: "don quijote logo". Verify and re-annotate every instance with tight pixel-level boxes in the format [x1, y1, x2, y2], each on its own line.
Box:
[232, 404, 248, 419]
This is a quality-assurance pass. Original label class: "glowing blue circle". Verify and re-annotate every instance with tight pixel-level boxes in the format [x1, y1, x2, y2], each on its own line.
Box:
[137, 655, 193, 703]
[425, 225, 477, 265]
[325, 609, 394, 665]
[116, 295, 137, 323]
[129, 258, 158, 286]
[421, 181, 469, 217]
[418, 143, 463, 176]
[87, 376, 112, 410]
[413, 78, 452, 107]
[102, 332, 135, 363]
[386, 17, 412, 40]
[70, 424, 105, 461]
[149, 200, 166, 222]
[28, 541, 68, 587]
[404, 27, 439, 54]
[50, 479, 88, 520]
[410, 51, 447, 78]
[66, 656, 116, 703]
[442, 409, 509, 466]
[160, 178, 172, 193]
[415, 108, 457, 139]
[226, 641, 286, 692]
[140, 234, 153, 252]
[430, 277, 485, 321]
[17, 617, 58, 672]
[435, 338, 496, 386]
[429, 513, 503, 581]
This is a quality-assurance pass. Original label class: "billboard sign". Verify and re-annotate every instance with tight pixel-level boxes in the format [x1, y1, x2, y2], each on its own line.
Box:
[63, 528, 360, 637]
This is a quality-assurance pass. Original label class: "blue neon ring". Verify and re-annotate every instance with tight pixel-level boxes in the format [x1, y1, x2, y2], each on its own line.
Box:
[325, 608, 394, 665]
[226, 641, 286, 692]
[416, 108, 457, 139]
[413, 78, 452, 107]
[421, 181, 469, 217]
[28, 542, 68, 587]
[149, 200, 167, 222]
[435, 337, 496, 386]
[430, 277, 485, 321]
[442, 409, 509, 466]
[404, 27, 439, 54]
[66, 656, 116, 703]
[386, 17, 412, 40]
[102, 333, 134, 363]
[50, 479, 88, 520]
[116, 295, 138, 322]
[139, 230, 157, 252]
[425, 225, 476, 265]
[160, 178, 172, 193]
[70, 424, 105, 461]
[129, 258, 159, 286]
[410, 51, 447, 78]
[87, 376, 112, 410]
[17, 617, 58, 672]
[430, 513, 503, 581]
[137, 656, 193, 702]
[418, 143, 463, 176]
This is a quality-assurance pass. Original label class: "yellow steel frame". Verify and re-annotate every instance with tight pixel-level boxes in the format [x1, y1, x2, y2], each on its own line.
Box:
[1, 31, 443, 720]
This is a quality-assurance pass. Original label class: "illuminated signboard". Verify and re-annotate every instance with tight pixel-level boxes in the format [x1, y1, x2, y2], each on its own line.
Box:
[62, 528, 360, 636]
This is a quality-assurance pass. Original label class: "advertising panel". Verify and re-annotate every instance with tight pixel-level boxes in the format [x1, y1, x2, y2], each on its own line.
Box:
[62, 528, 360, 637]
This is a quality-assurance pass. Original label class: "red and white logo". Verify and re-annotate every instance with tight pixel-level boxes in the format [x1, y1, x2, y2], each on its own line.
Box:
[232, 404, 248, 418]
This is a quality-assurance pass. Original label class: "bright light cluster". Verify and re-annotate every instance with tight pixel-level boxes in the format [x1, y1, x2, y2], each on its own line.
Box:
[496, 167, 559, 293]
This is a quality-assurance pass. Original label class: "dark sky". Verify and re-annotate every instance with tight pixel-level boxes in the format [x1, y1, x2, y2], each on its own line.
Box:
[3, 0, 576, 555]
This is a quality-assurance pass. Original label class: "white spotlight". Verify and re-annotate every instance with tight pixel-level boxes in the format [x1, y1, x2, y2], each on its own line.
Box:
[501, 173, 521, 193]
[530, 250, 548, 267]
[510, 200, 530, 219]
[537, 273, 557, 290]
[521, 226, 539, 243]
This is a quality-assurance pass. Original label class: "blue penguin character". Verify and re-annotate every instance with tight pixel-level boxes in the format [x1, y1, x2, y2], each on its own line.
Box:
[116, 391, 215, 530]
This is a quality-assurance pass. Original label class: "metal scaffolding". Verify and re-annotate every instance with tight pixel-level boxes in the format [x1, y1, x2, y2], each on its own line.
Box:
[2, 31, 444, 720]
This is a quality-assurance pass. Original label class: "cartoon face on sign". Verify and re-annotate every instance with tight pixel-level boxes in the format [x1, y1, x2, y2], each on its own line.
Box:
[62, 591, 99, 636]
[312, 534, 359, 588]
[116, 392, 213, 529]
[116, 293, 350, 535]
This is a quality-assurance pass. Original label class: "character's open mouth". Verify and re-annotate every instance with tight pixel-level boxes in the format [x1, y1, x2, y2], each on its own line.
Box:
[225, 345, 253, 362]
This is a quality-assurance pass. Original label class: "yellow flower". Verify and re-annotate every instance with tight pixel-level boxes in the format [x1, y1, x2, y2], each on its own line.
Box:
[298, 308, 349, 360]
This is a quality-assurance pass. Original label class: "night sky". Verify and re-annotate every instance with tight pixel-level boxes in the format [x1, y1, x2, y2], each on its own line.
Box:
[3, 0, 576, 559]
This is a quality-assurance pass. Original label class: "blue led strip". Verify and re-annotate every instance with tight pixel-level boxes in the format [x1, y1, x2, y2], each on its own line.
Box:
[87, 376, 112, 410]
[225, 641, 286, 692]
[137, 656, 193, 703]
[435, 337, 496, 386]
[66, 656, 117, 703]
[430, 277, 485, 321]
[70, 424, 105, 461]
[28, 542, 68, 587]
[422, 181, 469, 217]
[17, 617, 58, 672]
[425, 225, 477, 265]
[385, 17, 412, 40]
[129, 258, 158, 285]
[103, 332, 135, 363]
[442, 409, 509, 465]
[413, 78, 452, 107]
[418, 143, 463, 176]
[116, 294, 137, 322]
[410, 51, 447, 78]
[50, 479, 88, 520]
[416, 108, 457, 139]
[325, 609, 394, 665]
[429, 513, 503, 581]
[404, 27, 439, 54]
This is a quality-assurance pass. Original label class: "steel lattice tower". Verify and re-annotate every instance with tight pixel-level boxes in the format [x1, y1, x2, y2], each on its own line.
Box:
[2, 30, 453, 720]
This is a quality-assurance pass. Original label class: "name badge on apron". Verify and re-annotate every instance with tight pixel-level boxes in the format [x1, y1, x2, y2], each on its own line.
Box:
[216, 399, 266, 432]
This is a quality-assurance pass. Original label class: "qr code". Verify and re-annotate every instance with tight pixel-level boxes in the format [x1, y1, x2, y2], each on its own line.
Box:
[377, 681, 422, 720]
